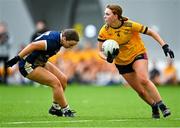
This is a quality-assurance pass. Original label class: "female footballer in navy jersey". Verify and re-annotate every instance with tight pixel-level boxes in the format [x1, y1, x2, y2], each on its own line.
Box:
[6, 29, 79, 117]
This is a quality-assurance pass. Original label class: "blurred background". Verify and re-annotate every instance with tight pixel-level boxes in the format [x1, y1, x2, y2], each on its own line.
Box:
[0, 0, 179, 86]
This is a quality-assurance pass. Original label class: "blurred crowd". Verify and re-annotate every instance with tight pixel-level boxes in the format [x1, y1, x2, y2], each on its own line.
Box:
[149, 59, 178, 86]
[0, 22, 10, 83]
[0, 20, 179, 86]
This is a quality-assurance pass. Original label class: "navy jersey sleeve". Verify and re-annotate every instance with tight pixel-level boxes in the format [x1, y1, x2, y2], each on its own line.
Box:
[35, 31, 61, 52]
[46, 39, 60, 51]
[34, 31, 51, 41]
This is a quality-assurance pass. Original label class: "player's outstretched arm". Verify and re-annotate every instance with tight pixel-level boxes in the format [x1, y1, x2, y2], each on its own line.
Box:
[145, 28, 174, 58]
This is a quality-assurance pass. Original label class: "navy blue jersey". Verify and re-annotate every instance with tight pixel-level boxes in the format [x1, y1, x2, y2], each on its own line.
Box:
[24, 31, 62, 67]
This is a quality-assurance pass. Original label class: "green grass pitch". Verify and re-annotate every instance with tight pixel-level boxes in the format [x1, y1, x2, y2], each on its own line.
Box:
[0, 84, 180, 127]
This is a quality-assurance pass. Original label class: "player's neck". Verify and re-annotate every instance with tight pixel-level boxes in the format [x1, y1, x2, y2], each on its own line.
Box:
[110, 20, 122, 29]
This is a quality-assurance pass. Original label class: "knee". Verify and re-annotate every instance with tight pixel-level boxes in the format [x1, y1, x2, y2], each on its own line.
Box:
[49, 78, 62, 89]
[61, 75, 68, 90]
[137, 89, 146, 98]
[139, 76, 150, 85]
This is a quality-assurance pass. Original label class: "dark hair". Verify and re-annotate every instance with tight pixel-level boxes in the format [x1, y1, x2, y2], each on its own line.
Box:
[106, 4, 127, 21]
[36, 19, 47, 25]
[62, 29, 79, 42]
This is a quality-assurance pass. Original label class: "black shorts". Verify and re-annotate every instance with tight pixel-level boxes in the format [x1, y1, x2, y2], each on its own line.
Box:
[115, 53, 148, 74]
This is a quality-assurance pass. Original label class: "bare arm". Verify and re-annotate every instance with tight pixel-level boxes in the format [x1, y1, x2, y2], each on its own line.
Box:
[6, 40, 47, 67]
[145, 28, 166, 47]
[145, 28, 174, 58]
[18, 40, 46, 58]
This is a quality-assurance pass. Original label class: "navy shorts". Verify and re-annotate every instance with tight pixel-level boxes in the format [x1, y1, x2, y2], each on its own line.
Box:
[115, 53, 148, 74]
[18, 60, 36, 77]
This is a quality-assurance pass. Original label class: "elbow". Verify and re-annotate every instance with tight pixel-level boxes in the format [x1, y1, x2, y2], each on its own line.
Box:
[146, 28, 157, 37]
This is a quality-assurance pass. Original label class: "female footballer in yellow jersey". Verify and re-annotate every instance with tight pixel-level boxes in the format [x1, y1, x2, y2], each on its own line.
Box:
[98, 4, 174, 119]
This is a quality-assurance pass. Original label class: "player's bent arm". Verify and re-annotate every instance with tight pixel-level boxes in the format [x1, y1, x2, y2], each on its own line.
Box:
[145, 28, 174, 58]
[145, 28, 166, 47]
[18, 40, 46, 58]
[98, 41, 106, 60]
[6, 40, 46, 67]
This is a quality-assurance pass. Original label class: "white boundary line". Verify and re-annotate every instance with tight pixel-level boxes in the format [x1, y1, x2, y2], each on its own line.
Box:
[2, 120, 93, 125]
[1, 119, 132, 125]
[1, 118, 180, 127]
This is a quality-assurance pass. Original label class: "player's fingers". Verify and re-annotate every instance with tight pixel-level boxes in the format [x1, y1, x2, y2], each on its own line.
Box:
[107, 51, 112, 58]
[165, 52, 168, 57]
[170, 51, 174, 58]
[113, 48, 119, 56]
[113, 48, 116, 55]
[115, 48, 119, 55]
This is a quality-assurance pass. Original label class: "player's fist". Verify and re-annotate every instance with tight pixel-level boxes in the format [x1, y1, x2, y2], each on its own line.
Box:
[6, 56, 21, 67]
[106, 51, 114, 63]
[112, 48, 119, 56]
[162, 44, 174, 58]
[106, 48, 119, 63]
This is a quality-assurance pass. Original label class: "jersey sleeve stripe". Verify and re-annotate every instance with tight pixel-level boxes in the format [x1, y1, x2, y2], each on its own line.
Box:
[98, 38, 106, 42]
[44, 40, 47, 50]
[143, 27, 148, 34]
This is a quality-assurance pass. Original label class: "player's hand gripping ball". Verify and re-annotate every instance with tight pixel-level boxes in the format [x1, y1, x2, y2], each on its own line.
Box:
[102, 39, 119, 57]
[102, 39, 120, 63]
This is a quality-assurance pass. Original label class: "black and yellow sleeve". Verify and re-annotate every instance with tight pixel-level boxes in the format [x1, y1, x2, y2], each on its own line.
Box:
[131, 20, 148, 34]
[97, 25, 107, 42]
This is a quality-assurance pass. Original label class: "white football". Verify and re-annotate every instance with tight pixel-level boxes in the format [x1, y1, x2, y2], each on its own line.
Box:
[102, 39, 119, 56]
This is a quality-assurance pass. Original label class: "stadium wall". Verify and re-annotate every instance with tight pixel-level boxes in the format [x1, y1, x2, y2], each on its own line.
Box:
[0, 0, 34, 58]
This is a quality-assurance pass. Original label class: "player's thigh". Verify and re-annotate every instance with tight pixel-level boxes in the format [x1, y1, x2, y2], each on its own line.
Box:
[133, 59, 149, 79]
[44, 62, 67, 84]
[26, 66, 60, 87]
[122, 72, 145, 93]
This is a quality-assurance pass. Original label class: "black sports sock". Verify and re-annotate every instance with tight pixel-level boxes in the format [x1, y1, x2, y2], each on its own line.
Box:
[151, 103, 158, 109]
[156, 101, 167, 111]
[151, 102, 157, 107]
[151, 103, 159, 114]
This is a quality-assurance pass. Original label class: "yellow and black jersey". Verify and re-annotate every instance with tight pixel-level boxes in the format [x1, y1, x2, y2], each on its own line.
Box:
[98, 20, 148, 65]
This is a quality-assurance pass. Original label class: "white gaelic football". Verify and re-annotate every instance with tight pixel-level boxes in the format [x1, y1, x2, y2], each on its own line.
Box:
[102, 39, 119, 56]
